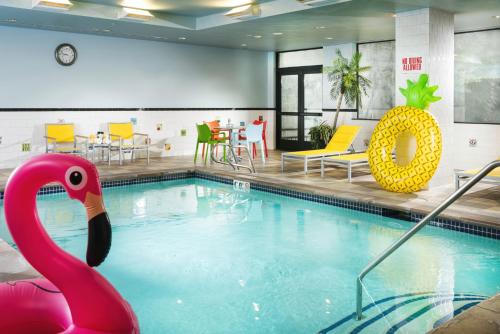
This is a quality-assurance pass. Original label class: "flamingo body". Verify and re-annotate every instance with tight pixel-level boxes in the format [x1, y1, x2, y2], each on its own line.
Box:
[1, 154, 139, 333]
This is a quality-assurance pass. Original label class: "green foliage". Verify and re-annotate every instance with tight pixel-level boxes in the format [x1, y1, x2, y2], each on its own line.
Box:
[399, 73, 441, 110]
[324, 49, 371, 129]
[308, 122, 335, 149]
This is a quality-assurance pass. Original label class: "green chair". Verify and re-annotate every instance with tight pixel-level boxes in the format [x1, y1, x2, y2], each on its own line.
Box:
[194, 124, 227, 164]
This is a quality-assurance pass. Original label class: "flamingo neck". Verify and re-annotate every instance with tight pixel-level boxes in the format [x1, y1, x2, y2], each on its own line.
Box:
[3, 162, 134, 331]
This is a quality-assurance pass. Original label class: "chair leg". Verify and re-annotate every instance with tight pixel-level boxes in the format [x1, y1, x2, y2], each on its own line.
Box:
[263, 136, 268, 158]
[147, 147, 150, 165]
[194, 142, 200, 163]
[347, 161, 352, 182]
[259, 141, 265, 164]
[246, 143, 251, 160]
[204, 144, 209, 164]
[252, 143, 257, 159]
[202, 143, 206, 160]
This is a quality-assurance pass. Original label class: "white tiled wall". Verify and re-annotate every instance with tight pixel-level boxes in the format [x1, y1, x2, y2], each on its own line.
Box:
[395, 8, 455, 186]
[0, 109, 275, 168]
[453, 123, 500, 170]
[0, 26, 276, 169]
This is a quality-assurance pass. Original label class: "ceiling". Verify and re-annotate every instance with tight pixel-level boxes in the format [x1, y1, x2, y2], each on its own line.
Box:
[79, 0, 274, 16]
[0, 0, 499, 51]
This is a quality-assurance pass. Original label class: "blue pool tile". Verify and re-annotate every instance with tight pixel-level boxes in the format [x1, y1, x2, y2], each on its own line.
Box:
[1, 170, 498, 240]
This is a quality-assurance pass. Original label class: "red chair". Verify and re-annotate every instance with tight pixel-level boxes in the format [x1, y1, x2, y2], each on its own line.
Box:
[238, 120, 268, 158]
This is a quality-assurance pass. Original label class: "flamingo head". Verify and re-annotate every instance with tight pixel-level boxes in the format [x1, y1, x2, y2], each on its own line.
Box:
[49, 154, 111, 267]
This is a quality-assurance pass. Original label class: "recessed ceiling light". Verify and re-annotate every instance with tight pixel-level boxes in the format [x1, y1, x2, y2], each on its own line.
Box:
[253, 35, 262, 39]
[178, 37, 187, 40]
[273, 32, 283, 36]
[32, 0, 73, 10]
[241, 43, 247, 47]
[224, 4, 261, 20]
[392, 14, 397, 18]
[152, 36, 162, 39]
[102, 29, 111, 33]
[493, 15, 500, 19]
[119, 7, 154, 21]
[315, 26, 326, 29]
[325, 37, 333, 40]
[298, 0, 352, 6]
[121, 0, 151, 10]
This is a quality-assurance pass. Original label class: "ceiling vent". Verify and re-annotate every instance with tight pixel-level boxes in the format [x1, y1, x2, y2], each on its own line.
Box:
[297, 0, 351, 7]
[224, 4, 261, 20]
[32, 0, 73, 10]
[118, 7, 155, 21]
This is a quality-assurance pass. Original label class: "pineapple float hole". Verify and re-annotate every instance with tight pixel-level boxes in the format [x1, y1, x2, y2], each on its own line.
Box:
[394, 130, 417, 167]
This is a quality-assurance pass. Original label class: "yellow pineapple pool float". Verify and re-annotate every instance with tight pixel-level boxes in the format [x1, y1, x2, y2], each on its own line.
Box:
[368, 74, 442, 193]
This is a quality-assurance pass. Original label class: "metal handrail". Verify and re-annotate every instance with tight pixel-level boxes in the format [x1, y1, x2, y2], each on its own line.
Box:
[356, 159, 500, 320]
[210, 142, 256, 173]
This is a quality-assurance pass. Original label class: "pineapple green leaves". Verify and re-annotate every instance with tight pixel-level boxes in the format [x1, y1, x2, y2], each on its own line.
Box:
[399, 73, 441, 110]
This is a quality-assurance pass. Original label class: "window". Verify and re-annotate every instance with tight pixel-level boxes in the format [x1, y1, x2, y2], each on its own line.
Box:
[357, 41, 395, 120]
[454, 29, 500, 124]
[279, 48, 323, 68]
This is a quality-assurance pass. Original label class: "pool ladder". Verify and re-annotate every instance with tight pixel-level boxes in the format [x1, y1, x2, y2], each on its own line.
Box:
[210, 142, 256, 173]
[356, 159, 500, 320]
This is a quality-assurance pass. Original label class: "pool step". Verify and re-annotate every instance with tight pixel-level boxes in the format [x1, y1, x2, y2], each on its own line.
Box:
[318, 292, 486, 334]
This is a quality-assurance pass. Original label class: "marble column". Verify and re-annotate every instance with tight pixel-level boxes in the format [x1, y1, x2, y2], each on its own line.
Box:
[395, 8, 455, 187]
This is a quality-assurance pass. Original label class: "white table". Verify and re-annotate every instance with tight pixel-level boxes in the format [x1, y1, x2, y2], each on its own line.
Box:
[89, 143, 111, 165]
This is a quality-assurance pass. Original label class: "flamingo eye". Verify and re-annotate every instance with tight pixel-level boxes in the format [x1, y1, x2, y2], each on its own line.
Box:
[65, 166, 87, 190]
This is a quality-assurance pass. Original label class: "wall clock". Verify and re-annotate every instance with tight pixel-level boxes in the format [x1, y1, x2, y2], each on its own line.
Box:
[55, 43, 77, 66]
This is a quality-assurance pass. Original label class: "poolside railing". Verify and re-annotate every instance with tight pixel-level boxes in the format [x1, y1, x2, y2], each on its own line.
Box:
[356, 159, 500, 320]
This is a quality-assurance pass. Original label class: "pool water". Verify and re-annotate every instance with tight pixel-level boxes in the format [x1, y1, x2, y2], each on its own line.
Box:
[1, 179, 499, 333]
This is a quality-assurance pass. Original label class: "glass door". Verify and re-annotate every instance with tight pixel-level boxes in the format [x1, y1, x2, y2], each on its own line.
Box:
[277, 66, 323, 150]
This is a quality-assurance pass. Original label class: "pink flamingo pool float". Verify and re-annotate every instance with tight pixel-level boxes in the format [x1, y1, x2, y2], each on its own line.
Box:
[0, 154, 139, 334]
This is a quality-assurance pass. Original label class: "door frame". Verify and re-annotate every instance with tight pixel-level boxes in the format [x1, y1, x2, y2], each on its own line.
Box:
[276, 64, 323, 151]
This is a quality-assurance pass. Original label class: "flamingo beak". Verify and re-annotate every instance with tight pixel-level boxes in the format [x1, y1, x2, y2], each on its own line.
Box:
[84, 192, 112, 267]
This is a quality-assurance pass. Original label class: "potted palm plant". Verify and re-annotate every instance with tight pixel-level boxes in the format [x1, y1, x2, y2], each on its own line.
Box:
[309, 49, 371, 148]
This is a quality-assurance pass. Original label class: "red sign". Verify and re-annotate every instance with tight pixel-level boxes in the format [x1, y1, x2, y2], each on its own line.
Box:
[402, 57, 422, 71]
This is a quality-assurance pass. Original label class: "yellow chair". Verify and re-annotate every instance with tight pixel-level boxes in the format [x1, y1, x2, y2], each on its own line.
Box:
[320, 152, 369, 182]
[281, 125, 361, 173]
[108, 122, 150, 165]
[44, 123, 88, 157]
[455, 158, 500, 190]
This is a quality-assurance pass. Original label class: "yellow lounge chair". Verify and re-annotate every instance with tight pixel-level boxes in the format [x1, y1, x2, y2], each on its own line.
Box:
[320, 152, 369, 182]
[108, 122, 150, 165]
[44, 123, 88, 157]
[281, 125, 361, 174]
[455, 160, 500, 190]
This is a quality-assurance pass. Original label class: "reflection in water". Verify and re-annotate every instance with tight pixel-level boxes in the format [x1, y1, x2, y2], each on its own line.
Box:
[0, 179, 497, 334]
[194, 184, 265, 225]
[366, 224, 457, 304]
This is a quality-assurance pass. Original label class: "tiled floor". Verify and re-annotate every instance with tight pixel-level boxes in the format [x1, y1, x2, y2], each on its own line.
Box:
[1, 150, 497, 228]
[428, 294, 500, 334]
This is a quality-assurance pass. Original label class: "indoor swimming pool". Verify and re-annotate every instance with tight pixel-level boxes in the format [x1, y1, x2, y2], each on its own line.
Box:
[1, 178, 498, 333]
